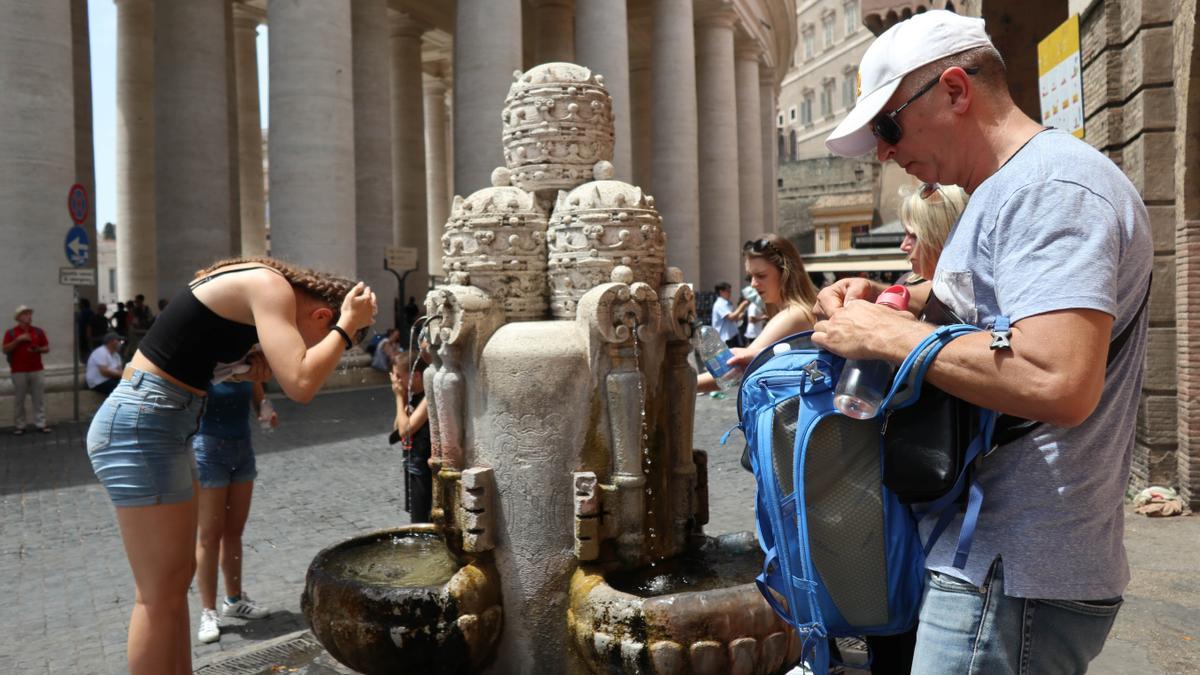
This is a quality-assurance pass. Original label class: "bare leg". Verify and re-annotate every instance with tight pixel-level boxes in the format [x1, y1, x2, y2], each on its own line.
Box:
[114, 488, 198, 675]
[195, 485, 230, 609]
[220, 480, 255, 599]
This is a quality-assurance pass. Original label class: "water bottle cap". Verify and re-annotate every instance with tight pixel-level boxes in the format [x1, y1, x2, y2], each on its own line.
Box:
[772, 343, 791, 356]
[875, 285, 910, 311]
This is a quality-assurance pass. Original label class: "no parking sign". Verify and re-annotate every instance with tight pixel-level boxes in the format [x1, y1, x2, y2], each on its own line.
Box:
[68, 183, 89, 225]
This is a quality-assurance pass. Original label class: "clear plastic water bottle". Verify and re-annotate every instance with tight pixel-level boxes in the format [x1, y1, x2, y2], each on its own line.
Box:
[694, 322, 741, 391]
[834, 285, 911, 419]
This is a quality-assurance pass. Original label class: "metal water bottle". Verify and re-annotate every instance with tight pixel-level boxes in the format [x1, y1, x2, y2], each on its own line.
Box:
[834, 285, 911, 419]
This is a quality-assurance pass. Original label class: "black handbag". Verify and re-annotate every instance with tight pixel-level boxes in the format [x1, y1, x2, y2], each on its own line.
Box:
[881, 282, 1150, 504]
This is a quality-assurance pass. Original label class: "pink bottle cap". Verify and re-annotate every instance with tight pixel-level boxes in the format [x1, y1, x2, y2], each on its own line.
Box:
[875, 285, 910, 311]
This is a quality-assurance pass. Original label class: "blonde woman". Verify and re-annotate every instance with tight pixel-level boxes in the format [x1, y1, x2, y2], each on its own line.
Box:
[699, 233, 821, 390]
[900, 182, 969, 282]
[86, 257, 376, 675]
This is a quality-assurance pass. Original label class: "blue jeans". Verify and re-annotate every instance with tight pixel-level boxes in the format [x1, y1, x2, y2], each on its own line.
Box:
[193, 434, 258, 488]
[911, 560, 1122, 675]
[86, 369, 203, 506]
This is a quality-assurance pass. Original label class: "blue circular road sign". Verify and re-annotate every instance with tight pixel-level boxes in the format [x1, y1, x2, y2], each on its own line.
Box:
[65, 226, 90, 268]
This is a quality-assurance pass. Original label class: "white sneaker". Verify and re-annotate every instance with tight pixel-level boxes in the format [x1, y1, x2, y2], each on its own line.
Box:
[197, 608, 220, 643]
[222, 593, 271, 620]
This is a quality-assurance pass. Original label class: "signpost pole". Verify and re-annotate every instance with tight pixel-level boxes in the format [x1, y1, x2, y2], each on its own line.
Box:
[72, 286, 79, 422]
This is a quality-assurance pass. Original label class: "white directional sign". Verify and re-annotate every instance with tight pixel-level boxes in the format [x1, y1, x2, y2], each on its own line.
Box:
[386, 246, 419, 272]
[59, 267, 96, 287]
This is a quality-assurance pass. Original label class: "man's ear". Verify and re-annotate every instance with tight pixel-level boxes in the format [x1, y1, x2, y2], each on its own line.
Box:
[944, 67, 972, 114]
[311, 306, 335, 323]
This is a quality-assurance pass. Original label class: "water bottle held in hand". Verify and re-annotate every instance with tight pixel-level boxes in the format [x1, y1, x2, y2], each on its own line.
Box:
[834, 285, 910, 419]
[694, 323, 741, 391]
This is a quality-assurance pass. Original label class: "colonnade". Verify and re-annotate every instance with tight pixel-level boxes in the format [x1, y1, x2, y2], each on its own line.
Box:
[0, 0, 790, 364]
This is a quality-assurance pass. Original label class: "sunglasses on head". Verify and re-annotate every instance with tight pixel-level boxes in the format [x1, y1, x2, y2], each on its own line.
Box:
[744, 238, 774, 254]
[870, 66, 979, 146]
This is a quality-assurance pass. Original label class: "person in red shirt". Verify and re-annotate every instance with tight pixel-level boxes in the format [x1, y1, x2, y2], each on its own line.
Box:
[3, 305, 51, 434]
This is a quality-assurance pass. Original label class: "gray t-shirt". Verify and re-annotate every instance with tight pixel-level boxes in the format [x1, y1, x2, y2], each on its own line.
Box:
[926, 129, 1152, 600]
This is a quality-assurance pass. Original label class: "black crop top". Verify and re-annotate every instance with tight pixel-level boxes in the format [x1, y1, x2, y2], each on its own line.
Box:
[138, 268, 266, 390]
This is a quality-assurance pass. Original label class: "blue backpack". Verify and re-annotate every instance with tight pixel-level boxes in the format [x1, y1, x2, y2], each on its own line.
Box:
[734, 326, 993, 673]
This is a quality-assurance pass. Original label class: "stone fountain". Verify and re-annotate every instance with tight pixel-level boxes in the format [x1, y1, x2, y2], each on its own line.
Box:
[302, 63, 801, 674]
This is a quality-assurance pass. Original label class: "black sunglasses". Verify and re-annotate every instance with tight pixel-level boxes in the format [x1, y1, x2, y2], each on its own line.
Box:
[871, 66, 979, 146]
[744, 238, 773, 254]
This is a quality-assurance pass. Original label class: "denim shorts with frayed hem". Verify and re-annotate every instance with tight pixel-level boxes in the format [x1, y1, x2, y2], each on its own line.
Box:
[87, 369, 203, 507]
[192, 433, 257, 489]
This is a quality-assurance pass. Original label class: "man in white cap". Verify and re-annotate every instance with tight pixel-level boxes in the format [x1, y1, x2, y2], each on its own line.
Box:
[812, 10, 1151, 673]
[3, 305, 51, 434]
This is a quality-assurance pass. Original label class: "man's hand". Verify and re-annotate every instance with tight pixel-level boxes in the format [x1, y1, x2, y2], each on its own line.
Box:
[812, 299, 931, 362]
[813, 278, 883, 320]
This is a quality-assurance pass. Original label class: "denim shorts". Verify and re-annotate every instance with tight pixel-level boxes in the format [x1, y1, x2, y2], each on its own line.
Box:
[86, 369, 203, 507]
[192, 434, 257, 488]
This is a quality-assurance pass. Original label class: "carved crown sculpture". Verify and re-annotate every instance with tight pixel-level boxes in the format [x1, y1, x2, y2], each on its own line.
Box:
[547, 161, 668, 319]
[502, 62, 615, 194]
[441, 167, 549, 321]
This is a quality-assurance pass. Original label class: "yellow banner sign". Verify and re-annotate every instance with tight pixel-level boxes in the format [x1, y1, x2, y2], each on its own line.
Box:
[1037, 14, 1084, 138]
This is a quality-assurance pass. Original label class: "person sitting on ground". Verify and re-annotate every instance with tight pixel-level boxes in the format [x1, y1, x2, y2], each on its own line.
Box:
[85, 332, 124, 396]
[192, 377, 278, 644]
[389, 352, 432, 523]
[86, 256, 376, 675]
[4, 305, 51, 434]
[710, 282, 749, 349]
[698, 235, 820, 391]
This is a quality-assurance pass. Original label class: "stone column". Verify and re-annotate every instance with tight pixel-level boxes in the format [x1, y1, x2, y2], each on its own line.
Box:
[534, 0, 574, 64]
[233, 3, 267, 256]
[650, 0, 701, 282]
[0, 0, 74, 367]
[694, 2, 742, 292]
[115, 0, 156, 301]
[760, 66, 779, 233]
[575, 0, 631, 181]
[735, 42, 764, 246]
[71, 0, 98, 307]
[629, 56, 653, 190]
[353, 0, 396, 328]
[454, 0, 522, 194]
[155, 0, 233, 300]
[424, 67, 451, 279]
[268, 0, 356, 276]
[391, 13, 429, 299]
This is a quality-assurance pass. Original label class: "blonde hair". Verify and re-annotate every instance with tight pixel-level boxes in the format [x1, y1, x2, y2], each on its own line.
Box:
[195, 256, 355, 310]
[743, 233, 819, 320]
[899, 184, 969, 279]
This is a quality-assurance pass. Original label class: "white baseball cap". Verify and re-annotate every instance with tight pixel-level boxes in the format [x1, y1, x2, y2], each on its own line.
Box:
[825, 10, 994, 157]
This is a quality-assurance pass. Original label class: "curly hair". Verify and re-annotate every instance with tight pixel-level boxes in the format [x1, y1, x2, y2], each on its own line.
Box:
[195, 257, 355, 310]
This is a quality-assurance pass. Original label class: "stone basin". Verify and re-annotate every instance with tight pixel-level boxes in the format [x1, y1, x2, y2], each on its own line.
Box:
[568, 532, 802, 675]
[301, 525, 503, 675]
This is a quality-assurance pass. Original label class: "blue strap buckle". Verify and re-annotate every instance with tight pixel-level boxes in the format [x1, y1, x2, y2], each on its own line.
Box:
[989, 316, 1012, 351]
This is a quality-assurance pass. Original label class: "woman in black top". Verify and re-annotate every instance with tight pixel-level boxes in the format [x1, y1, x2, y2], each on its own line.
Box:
[86, 257, 376, 675]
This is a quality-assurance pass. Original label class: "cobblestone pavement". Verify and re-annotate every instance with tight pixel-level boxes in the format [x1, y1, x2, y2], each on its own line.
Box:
[0, 388, 1196, 673]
